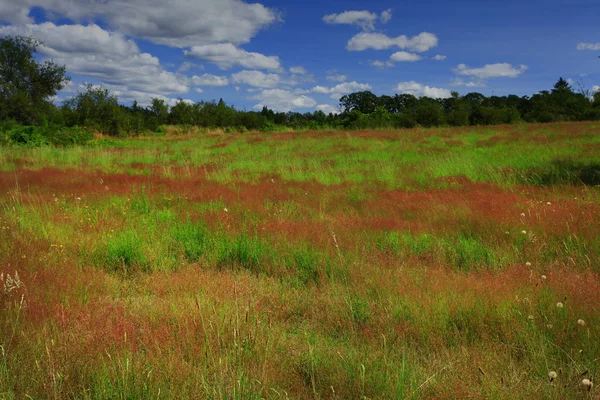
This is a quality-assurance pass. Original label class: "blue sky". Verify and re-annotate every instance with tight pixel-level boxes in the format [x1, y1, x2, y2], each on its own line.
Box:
[0, 0, 598, 113]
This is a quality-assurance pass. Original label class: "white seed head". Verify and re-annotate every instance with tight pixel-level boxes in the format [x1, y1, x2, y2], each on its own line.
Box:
[223, 208, 228, 212]
[548, 371, 557, 381]
[547, 202, 551, 205]
[521, 230, 527, 235]
[528, 315, 534, 320]
[525, 261, 532, 267]
[541, 275, 547, 280]
[505, 231, 510, 235]
[578, 319, 586, 327]
[581, 379, 593, 390]
[546, 324, 553, 329]
[521, 213, 526, 217]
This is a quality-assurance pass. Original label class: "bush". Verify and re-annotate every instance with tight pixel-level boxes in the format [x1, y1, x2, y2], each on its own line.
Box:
[8, 126, 48, 147]
[46, 126, 93, 146]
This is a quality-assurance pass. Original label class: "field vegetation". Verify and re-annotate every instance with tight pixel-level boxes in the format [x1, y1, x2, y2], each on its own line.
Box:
[0, 121, 600, 398]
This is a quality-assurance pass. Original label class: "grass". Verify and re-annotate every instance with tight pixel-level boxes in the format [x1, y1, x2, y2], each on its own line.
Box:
[0, 121, 599, 398]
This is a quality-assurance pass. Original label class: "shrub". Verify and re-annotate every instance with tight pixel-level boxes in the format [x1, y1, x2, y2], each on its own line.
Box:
[8, 126, 48, 147]
[46, 126, 93, 146]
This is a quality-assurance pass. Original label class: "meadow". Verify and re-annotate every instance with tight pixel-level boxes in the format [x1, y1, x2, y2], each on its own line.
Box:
[1, 121, 600, 399]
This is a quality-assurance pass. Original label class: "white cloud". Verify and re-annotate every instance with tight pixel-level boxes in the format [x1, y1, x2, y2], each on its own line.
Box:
[316, 104, 339, 114]
[370, 60, 388, 69]
[593, 85, 599, 93]
[380, 9, 392, 24]
[389, 51, 422, 62]
[432, 54, 446, 61]
[231, 70, 280, 88]
[289, 66, 308, 75]
[251, 89, 316, 112]
[195, 88, 204, 93]
[0, 0, 278, 48]
[450, 78, 485, 88]
[0, 22, 189, 99]
[395, 81, 452, 98]
[347, 32, 438, 52]
[323, 10, 378, 31]
[454, 63, 527, 79]
[0, 4, 32, 24]
[326, 71, 347, 82]
[191, 73, 229, 87]
[185, 43, 280, 70]
[310, 81, 372, 99]
[577, 42, 600, 51]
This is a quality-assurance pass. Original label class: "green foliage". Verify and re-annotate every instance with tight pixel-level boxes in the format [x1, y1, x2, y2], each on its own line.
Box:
[0, 35, 69, 124]
[62, 84, 123, 136]
[7, 126, 48, 147]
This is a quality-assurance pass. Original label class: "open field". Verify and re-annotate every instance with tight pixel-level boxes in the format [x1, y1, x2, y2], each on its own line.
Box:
[1, 122, 600, 399]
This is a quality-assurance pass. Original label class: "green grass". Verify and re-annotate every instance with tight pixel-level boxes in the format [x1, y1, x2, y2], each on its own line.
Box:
[1, 122, 600, 398]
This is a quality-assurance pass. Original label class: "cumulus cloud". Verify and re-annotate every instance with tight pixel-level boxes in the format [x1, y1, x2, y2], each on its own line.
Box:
[231, 70, 280, 88]
[370, 52, 422, 69]
[323, 10, 378, 31]
[0, 22, 189, 99]
[310, 81, 372, 99]
[395, 81, 452, 98]
[450, 78, 485, 88]
[191, 73, 229, 87]
[454, 63, 527, 79]
[0, 4, 32, 24]
[316, 104, 340, 114]
[380, 9, 392, 24]
[185, 43, 280, 70]
[347, 32, 438, 52]
[577, 42, 600, 51]
[432, 54, 446, 61]
[389, 51, 422, 62]
[593, 85, 599, 93]
[369, 60, 387, 69]
[251, 89, 316, 112]
[290, 66, 308, 75]
[0, 0, 278, 48]
[326, 71, 347, 82]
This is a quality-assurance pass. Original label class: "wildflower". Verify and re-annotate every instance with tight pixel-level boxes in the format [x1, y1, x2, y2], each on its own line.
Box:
[528, 315, 534, 320]
[577, 319, 586, 327]
[556, 302, 564, 308]
[76, 197, 81, 200]
[223, 208, 228, 212]
[548, 371, 557, 382]
[505, 231, 510, 235]
[547, 202, 551, 205]
[521, 230, 527, 235]
[521, 213, 526, 217]
[581, 378, 593, 391]
[541, 275, 547, 280]
[525, 261, 532, 267]
[546, 324, 553, 329]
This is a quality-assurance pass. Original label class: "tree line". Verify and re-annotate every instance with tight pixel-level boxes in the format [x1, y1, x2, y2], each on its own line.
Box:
[1, 35, 600, 145]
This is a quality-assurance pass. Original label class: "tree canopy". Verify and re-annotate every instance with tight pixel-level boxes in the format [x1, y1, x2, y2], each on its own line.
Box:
[0, 35, 69, 124]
